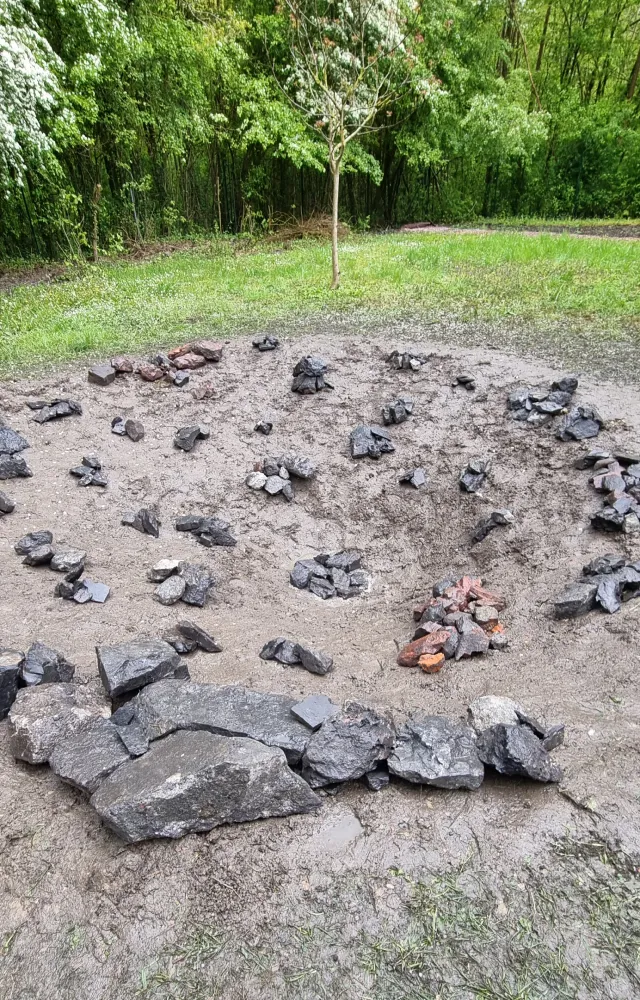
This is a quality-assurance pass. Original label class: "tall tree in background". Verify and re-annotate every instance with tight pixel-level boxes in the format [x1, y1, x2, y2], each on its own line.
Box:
[276, 0, 421, 287]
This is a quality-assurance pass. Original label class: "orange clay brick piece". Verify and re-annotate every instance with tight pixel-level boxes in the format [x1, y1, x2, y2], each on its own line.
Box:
[418, 653, 445, 673]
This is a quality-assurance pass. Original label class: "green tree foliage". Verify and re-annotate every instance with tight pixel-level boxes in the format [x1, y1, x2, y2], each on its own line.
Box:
[1, 0, 639, 257]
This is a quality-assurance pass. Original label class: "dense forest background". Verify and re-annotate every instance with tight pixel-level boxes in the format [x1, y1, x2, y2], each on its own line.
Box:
[2, 0, 640, 258]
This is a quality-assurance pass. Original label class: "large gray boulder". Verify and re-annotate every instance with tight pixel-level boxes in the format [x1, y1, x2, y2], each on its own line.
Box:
[302, 702, 394, 786]
[91, 730, 321, 843]
[96, 639, 183, 697]
[50, 717, 131, 793]
[8, 682, 110, 763]
[134, 680, 312, 763]
[388, 716, 484, 790]
[477, 724, 562, 782]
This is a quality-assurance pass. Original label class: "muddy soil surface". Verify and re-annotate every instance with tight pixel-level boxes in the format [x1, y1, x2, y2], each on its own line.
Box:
[1, 330, 639, 998]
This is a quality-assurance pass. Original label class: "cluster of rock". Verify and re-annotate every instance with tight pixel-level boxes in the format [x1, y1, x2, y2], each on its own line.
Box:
[246, 453, 316, 501]
[397, 575, 507, 674]
[163, 620, 222, 655]
[472, 508, 514, 543]
[453, 372, 476, 391]
[260, 638, 333, 676]
[508, 375, 603, 440]
[175, 513, 237, 548]
[174, 424, 209, 452]
[576, 447, 640, 534]
[28, 398, 82, 423]
[291, 356, 333, 394]
[252, 334, 279, 352]
[14, 530, 110, 603]
[147, 559, 216, 608]
[111, 416, 145, 441]
[350, 424, 394, 459]
[290, 550, 368, 600]
[399, 467, 427, 489]
[88, 342, 223, 388]
[69, 454, 107, 488]
[388, 350, 429, 371]
[6, 660, 563, 841]
[382, 397, 413, 425]
[122, 508, 160, 537]
[554, 553, 640, 618]
[459, 458, 491, 493]
[0, 421, 32, 479]
[0, 642, 74, 717]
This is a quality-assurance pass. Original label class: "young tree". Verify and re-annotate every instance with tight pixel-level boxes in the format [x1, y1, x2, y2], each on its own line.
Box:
[277, 0, 420, 288]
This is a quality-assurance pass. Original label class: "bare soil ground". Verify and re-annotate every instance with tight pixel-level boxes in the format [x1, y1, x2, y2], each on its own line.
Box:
[1, 326, 640, 998]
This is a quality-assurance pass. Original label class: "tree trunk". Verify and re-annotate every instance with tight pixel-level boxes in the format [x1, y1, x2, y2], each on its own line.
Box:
[330, 161, 340, 290]
[627, 45, 640, 100]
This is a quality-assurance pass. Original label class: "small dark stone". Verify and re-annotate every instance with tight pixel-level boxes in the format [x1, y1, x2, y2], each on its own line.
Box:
[583, 554, 625, 576]
[172, 371, 190, 387]
[293, 356, 327, 378]
[154, 575, 186, 605]
[0, 454, 32, 479]
[88, 363, 117, 387]
[163, 633, 198, 655]
[22, 543, 54, 566]
[399, 467, 427, 488]
[554, 581, 598, 618]
[290, 560, 314, 589]
[21, 642, 75, 686]
[364, 767, 390, 791]
[295, 646, 334, 676]
[472, 508, 514, 543]
[177, 620, 222, 653]
[459, 458, 490, 493]
[111, 416, 126, 435]
[595, 577, 621, 614]
[122, 508, 160, 537]
[574, 449, 612, 470]
[477, 724, 562, 782]
[191, 517, 236, 547]
[591, 507, 625, 532]
[291, 695, 340, 731]
[556, 405, 603, 442]
[125, 419, 145, 442]
[0, 650, 23, 719]
[551, 375, 579, 394]
[252, 334, 279, 351]
[255, 421, 273, 435]
[175, 514, 205, 532]
[350, 424, 395, 460]
[174, 425, 202, 452]
[111, 356, 134, 374]
[455, 621, 490, 659]
[32, 399, 82, 423]
[302, 703, 394, 785]
[178, 562, 214, 607]
[433, 578, 455, 597]
[0, 426, 30, 455]
[50, 549, 86, 574]
[308, 577, 336, 600]
[382, 397, 414, 426]
[0, 490, 15, 514]
[55, 579, 83, 600]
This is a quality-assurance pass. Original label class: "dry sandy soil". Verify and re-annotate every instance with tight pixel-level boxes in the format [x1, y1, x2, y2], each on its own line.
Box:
[1, 326, 639, 999]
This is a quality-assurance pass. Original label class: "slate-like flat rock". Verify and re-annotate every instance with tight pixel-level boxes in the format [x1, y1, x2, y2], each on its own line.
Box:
[9, 682, 110, 763]
[97, 639, 182, 697]
[388, 716, 484, 789]
[91, 729, 321, 843]
[50, 717, 131, 793]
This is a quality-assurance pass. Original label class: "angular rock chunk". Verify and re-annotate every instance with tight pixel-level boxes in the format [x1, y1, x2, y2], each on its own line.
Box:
[111, 416, 126, 435]
[308, 577, 336, 600]
[163, 633, 197, 655]
[326, 550, 361, 573]
[116, 721, 149, 757]
[387, 350, 428, 371]
[252, 334, 278, 352]
[88, 363, 116, 386]
[32, 399, 82, 423]
[595, 576, 621, 614]
[154, 575, 186, 605]
[476, 724, 562, 782]
[468, 696, 522, 732]
[50, 718, 131, 793]
[472, 509, 514, 543]
[0, 490, 15, 514]
[349, 424, 395, 459]
[91, 730, 321, 843]
[382, 397, 414, 426]
[297, 646, 334, 676]
[290, 559, 316, 589]
[399, 467, 427, 488]
[122, 508, 160, 537]
[388, 716, 484, 789]
[173, 351, 206, 370]
[177, 620, 222, 653]
[260, 637, 299, 665]
[455, 620, 490, 659]
[125, 419, 145, 442]
[246, 471, 267, 490]
[174, 425, 201, 451]
[138, 364, 164, 382]
[302, 703, 394, 786]
[178, 562, 214, 607]
[583, 553, 625, 576]
[9, 682, 110, 763]
[134, 679, 312, 763]
[554, 581, 597, 618]
[21, 643, 75, 686]
[193, 340, 223, 361]
[291, 695, 340, 731]
[97, 639, 183, 698]
[0, 426, 30, 455]
[277, 453, 316, 479]
[552, 375, 579, 394]
[556, 405, 603, 442]
[0, 649, 23, 719]
[147, 559, 181, 582]
[591, 507, 625, 532]
[0, 454, 32, 478]
[22, 543, 54, 566]
[254, 421, 272, 435]
[111, 356, 134, 374]
[459, 458, 490, 493]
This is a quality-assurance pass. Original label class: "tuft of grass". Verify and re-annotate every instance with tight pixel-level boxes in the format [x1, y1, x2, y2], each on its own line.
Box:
[0, 230, 639, 371]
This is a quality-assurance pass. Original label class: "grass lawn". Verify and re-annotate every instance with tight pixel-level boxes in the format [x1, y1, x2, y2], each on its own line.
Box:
[1, 229, 639, 369]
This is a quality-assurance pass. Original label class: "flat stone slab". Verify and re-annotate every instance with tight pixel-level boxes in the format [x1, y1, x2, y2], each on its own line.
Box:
[302, 703, 394, 786]
[50, 717, 131, 793]
[388, 716, 484, 789]
[9, 682, 110, 763]
[291, 695, 340, 731]
[97, 639, 182, 697]
[134, 679, 312, 763]
[91, 729, 321, 843]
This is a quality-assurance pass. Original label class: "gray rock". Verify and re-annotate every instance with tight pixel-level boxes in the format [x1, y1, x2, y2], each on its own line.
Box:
[595, 576, 621, 614]
[0, 490, 15, 514]
[254, 421, 272, 435]
[50, 549, 86, 574]
[264, 475, 285, 495]
[0, 426, 30, 454]
[454, 621, 490, 659]
[154, 575, 186, 605]
[9, 682, 110, 763]
[382, 397, 414, 425]
[574, 449, 612, 470]
[163, 633, 197, 655]
[0, 454, 32, 478]
[554, 581, 597, 618]
[459, 458, 490, 493]
[88, 363, 116, 386]
[260, 638, 300, 665]
[97, 639, 182, 698]
[172, 370, 190, 387]
[489, 633, 509, 651]
[0, 649, 23, 719]
[326, 550, 361, 573]
[468, 695, 522, 732]
[477, 724, 562, 782]
[349, 424, 395, 459]
[472, 509, 514, 543]
[399, 467, 427, 488]
[174, 426, 203, 452]
[308, 577, 336, 600]
[133, 679, 313, 763]
[556, 405, 603, 442]
[116, 721, 149, 757]
[32, 399, 82, 423]
[82, 579, 110, 603]
[282, 481, 294, 502]
[387, 350, 428, 370]
[252, 334, 279, 351]
[178, 562, 214, 607]
[591, 507, 625, 532]
[246, 471, 267, 490]
[50, 717, 131, 793]
[147, 558, 181, 582]
[388, 716, 484, 789]
[122, 508, 160, 537]
[91, 729, 321, 843]
[302, 703, 394, 786]
[189, 517, 236, 548]
[176, 621, 221, 653]
[514, 711, 566, 752]
[291, 695, 340, 731]
[22, 543, 54, 566]
[15, 530, 53, 555]
[21, 643, 75, 686]
[277, 454, 316, 479]
[111, 416, 126, 435]
[125, 419, 145, 442]
[290, 559, 318, 589]
[297, 646, 334, 676]
[583, 554, 625, 576]
[551, 375, 579, 394]
[364, 768, 390, 791]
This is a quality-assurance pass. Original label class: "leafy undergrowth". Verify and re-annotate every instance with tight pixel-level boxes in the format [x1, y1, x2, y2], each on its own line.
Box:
[1, 230, 639, 370]
[135, 838, 640, 1000]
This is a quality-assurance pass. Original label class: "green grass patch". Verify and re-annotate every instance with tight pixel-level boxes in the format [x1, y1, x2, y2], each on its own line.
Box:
[1, 230, 639, 370]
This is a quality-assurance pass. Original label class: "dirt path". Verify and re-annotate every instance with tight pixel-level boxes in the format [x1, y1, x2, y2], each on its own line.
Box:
[401, 221, 640, 239]
[1, 327, 639, 998]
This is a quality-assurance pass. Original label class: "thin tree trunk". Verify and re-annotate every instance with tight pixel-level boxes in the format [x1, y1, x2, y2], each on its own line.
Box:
[536, 4, 551, 71]
[627, 44, 640, 100]
[92, 183, 101, 263]
[330, 162, 340, 290]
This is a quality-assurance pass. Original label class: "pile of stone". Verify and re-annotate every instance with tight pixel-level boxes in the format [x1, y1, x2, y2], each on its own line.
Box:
[472, 508, 514, 543]
[14, 530, 109, 603]
[459, 458, 490, 493]
[388, 350, 429, 371]
[260, 638, 333, 675]
[290, 550, 368, 599]
[88, 342, 223, 388]
[122, 508, 160, 537]
[397, 575, 507, 674]
[507, 375, 579, 428]
[111, 417, 144, 441]
[174, 424, 209, 452]
[69, 454, 107, 487]
[252, 334, 279, 352]
[0, 641, 75, 717]
[350, 424, 395, 459]
[554, 553, 640, 618]
[28, 398, 82, 423]
[246, 453, 316, 501]
[6, 667, 563, 841]
[0, 421, 32, 480]
[291, 356, 333, 394]
[147, 559, 215, 607]
[382, 397, 413, 425]
[174, 514, 236, 548]
[576, 448, 640, 534]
